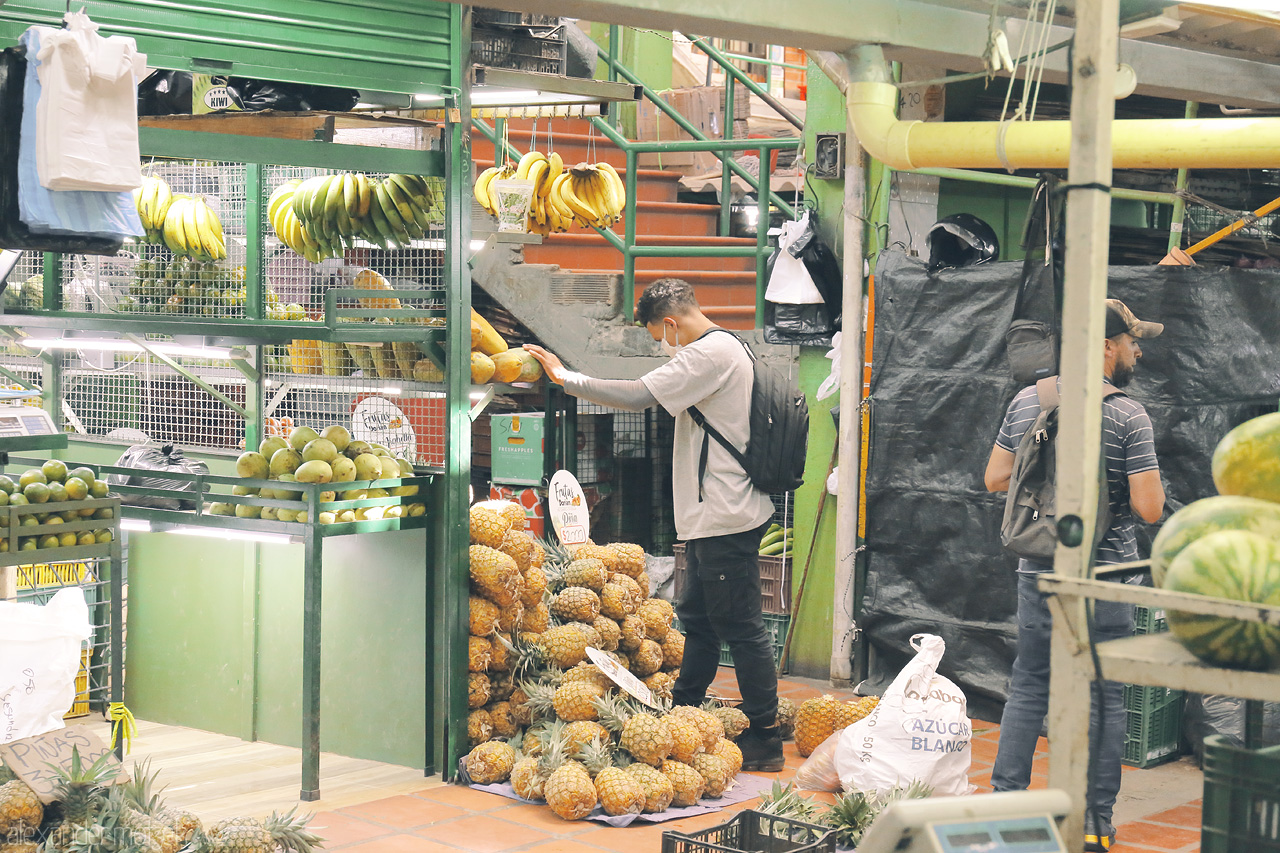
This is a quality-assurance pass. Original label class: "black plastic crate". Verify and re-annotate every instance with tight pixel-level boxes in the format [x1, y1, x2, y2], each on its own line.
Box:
[472, 26, 567, 76]
[473, 9, 561, 29]
[662, 809, 835, 853]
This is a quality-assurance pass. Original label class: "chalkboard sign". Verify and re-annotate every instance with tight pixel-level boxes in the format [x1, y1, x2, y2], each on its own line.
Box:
[0, 725, 128, 804]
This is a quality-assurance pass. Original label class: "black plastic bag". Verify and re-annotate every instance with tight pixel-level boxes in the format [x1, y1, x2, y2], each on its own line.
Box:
[788, 215, 843, 331]
[138, 70, 358, 116]
[763, 301, 834, 346]
[137, 69, 196, 116]
[107, 444, 208, 510]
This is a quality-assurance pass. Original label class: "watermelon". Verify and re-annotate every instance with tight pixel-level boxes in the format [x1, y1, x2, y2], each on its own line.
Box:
[1212, 411, 1280, 503]
[1163, 529, 1280, 670]
[1150, 495, 1280, 587]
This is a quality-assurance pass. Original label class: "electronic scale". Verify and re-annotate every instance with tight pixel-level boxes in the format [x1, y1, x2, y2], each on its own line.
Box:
[0, 392, 68, 462]
[857, 790, 1072, 853]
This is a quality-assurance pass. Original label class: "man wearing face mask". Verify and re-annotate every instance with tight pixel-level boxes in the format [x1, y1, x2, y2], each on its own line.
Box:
[524, 278, 783, 771]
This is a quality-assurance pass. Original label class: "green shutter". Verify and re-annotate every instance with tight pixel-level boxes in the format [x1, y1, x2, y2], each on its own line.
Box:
[0, 0, 453, 95]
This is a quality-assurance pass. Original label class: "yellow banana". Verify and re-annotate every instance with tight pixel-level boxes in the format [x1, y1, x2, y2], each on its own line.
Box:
[474, 167, 500, 215]
[548, 173, 577, 228]
[581, 171, 611, 227]
[293, 175, 324, 221]
[356, 173, 372, 218]
[323, 175, 345, 229]
[596, 162, 627, 221]
[514, 150, 547, 181]
[342, 173, 358, 221]
[136, 178, 156, 230]
[153, 178, 173, 231]
[540, 152, 563, 199]
[569, 173, 604, 228]
[182, 197, 202, 257]
[525, 158, 550, 200]
[383, 178, 417, 226]
[162, 197, 188, 255]
[269, 181, 299, 229]
[388, 173, 427, 210]
[192, 199, 215, 259]
[206, 201, 224, 245]
[589, 170, 619, 226]
[375, 182, 412, 243]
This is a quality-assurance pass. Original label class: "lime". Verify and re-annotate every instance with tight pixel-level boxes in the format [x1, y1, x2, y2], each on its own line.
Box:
[38, 534, 59, 549]
[68, 467, 96, 484]
[63, 477, 89, 501]
[9, 493, 28, 506]
[41, 459, 67, 483]
[47, 482, 67, 503]
[94, 507, 114, 520]
[58, 532, 77, 547]
[0, 475, 15, 494]
[19, 537, 36, 551]
[20, 515, 38, 528]
[18, 469, 46, 490]
[23, 482, 49, 504]
[90, 479, 110, 499]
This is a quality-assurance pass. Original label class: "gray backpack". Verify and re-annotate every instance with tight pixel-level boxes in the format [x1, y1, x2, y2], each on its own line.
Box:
[1000, 377, 1122, 561]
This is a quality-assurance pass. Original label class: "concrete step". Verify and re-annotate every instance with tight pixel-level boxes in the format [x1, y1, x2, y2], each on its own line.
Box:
[473, 158, 682, 204]
[524, 233, 759, 272]
[472, 129, 627, 168]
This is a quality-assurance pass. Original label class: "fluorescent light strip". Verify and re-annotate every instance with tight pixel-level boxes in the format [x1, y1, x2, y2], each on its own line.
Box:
[416, 89, 597, 106]
[20, 338, 248, 360]
[120, 518, 152, 532]
[168, 526, 298, 545]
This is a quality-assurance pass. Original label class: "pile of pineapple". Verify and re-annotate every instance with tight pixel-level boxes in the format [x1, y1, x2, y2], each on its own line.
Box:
[0, 749, 320, 853]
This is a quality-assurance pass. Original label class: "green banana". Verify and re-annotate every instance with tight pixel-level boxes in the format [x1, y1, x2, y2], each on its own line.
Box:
[367, 192, 400, 248]
[760, 540, 788, 556]
[374, 182, 412, 243]
[759, 528, 786, 549]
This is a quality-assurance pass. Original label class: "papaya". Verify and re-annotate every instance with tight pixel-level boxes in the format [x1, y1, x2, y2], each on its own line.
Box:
[471, 351, 496, 383]
[490, 349, 543, 384]
[471, 308, 508, 355]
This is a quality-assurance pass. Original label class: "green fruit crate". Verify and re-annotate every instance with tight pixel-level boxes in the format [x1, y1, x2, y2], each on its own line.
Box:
[662, 808, 835, 853]
[1201, 734, 1280, 852]
[1122, 606, 1184, 768]
[673, 613, 790, 672]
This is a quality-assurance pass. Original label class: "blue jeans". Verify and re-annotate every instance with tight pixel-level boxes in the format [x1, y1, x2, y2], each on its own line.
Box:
[991, 569, 1134, 832]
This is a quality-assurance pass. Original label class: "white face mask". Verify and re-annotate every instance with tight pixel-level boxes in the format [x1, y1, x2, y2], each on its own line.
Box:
[660, 322, 681, 357]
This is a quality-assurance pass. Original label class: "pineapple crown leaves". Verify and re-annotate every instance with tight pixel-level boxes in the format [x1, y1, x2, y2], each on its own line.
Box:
[264, 806, 324, 853]
[0, 759, 17, 784]
[573, 736, 614, 776]
[120, 758, 167, 816]
[755, 781, 823, 822]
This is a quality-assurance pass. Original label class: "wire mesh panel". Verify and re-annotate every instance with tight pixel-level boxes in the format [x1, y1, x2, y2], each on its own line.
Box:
[10, 556, 118, 719]
[260, 166, 449, 468]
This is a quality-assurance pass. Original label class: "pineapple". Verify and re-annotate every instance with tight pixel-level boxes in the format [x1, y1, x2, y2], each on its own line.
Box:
[598, 583, 636, 620]
[468, 709, 493, 745]
[570, 543, 619, 574]
[50, 746, 117, 827]
[490, 671, 516, 702]
[493, 500, 528, 532]
[468, 673, 491, 709]
[629, 639, 664, 677]
[823, 789, 877, 849]
[509, 683, 533, 727]
[669, 706, 725, 750]
[610, 574, 644, 607]
[666, 714, 705, 763]
[637, 598, 674, 641]
[634, 572, 652, 599]
[468, 635, 492, 672]
[606, 542, 646, 578]
[521, 680, 557, 724]
[518, 601, 550, 633]
[707, 703, 750, 740]
[563, 720, 610, 754]
[495, 601, 524, 634]
[625, 762, 675, 814]
[488, 633, 512, 672]
[618, 614, 647, 652]
[539, 624, 590, 669]
[466, 740, 517, 784]
[690, 753, 731, 798]
[567, 621, 602, 647]
[469, 545, 520, 607]
[621, 713, 674, 767]
[562, 558, 607, 592]
[553, 680, 606, 722]
[561, 663, 611, 691]
[510, 755, 544, 801]
[542, 738, 597, 821]
[578, 739, 644, 817]
[776, 697, 797, 739]
[660, 628, 685, 670]
[469, 595, 500, 636]
[550, 587, 601, 623]
[158, 807, 203, 845]
[711, 738, 743, 777]
[488, 701, 518, 738]
[520, 566, 548, 607]
[0, 779, 42, 836]
[0, 842, 38, 853]
[207, 807, 322, 853]
[0, 762, 15, 783]
[756, 781, 823, 822]
[117, 758, 184, 853]
[796, 694, 862, 757]
[529, 539, 545, 569]
[661, 760, 706, 806]
[469, 505, 511, 547]
[498, 529, 534, 573]
[642, 672, 675, 703]
[591, 616, 621, 651]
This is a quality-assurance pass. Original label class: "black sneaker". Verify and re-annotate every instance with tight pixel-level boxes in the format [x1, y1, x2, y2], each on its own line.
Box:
[738, 725, 785, 772]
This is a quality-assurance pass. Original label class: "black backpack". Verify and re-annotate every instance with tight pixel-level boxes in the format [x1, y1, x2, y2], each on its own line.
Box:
[1000, 376, 1121, 561]
[688, 329, 808, 496]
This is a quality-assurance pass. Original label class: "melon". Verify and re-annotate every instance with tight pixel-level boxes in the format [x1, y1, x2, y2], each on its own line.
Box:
[1151, 496, 1280, 586]
[1213, 412, 1280, 504]
[302, 438, 338, 464]
[377, 456, 401, 481]
[354, 453, 383, 481]
[1163, 529, 1280, 670]
[344, 440, 373, 459]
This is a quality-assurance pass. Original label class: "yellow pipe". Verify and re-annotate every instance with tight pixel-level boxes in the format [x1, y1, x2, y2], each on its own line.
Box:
[848, 80, 1280, 171]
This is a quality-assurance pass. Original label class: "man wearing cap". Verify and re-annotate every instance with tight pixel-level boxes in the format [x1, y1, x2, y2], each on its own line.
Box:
[983, 299, 1166, 852]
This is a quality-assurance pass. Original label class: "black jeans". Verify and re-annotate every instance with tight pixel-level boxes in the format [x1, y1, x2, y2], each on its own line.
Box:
[672, 521, 778, 729]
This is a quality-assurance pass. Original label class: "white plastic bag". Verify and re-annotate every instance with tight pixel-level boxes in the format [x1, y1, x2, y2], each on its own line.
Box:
[816, 331, 841, 401]
[793, 731, 842, 792]
[765, 211, 824, 305]
[834, 633, 973, 797]
[0, 587, 92, 742]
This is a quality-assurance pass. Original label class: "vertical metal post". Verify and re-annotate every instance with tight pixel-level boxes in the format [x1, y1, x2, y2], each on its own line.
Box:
[493, 117, 506, 166]
[564, 392, 578, 478]
[607, 25, 621, 132]
[1167, 102, 1197, 253]
[42, 351, 63, 434]
[755, 146, 769, 329]
[299, 521, 322, 801]
[244, 346, 264, 454]
[41, 252, 61, 312]
[1048, 0, 1120, 843]
[109, 535, 124, 760]
[720, 74, 735, 238]
[435, 0, 474, 781]
[623, 149, 638, 322]
[245, 164, 265, 324]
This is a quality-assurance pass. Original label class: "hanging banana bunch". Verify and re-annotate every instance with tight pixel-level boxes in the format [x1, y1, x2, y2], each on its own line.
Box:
[474, 153, 626, 235]
[133, 175, 174, 244]
[159, 193, 227, 261]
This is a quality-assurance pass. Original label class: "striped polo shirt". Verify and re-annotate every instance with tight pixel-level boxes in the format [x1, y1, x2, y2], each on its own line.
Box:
[996, 379, 1160, 565]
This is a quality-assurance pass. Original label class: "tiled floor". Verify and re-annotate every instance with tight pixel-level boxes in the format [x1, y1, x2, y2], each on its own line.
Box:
[311, 670, 1207, 853]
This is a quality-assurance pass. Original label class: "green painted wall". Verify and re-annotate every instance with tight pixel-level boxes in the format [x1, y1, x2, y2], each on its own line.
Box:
[587, 24, 673, 138]
[125, 529, 430, 768]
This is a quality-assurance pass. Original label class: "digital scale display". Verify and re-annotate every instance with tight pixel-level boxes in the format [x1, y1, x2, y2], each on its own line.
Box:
[932, 816, 1063, 852]
[0, 412, 58, 436]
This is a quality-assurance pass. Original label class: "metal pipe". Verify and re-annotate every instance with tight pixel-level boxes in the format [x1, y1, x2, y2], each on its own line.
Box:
[1168, 102, 1198, 252]
[805, 50, 848, 95]
[690, 35, 805, 131]
[721, 73, 735, 238]
[623, 148, 638, 321]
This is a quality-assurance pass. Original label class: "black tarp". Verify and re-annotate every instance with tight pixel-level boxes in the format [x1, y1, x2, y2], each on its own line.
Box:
[861, 250, 1280, 723]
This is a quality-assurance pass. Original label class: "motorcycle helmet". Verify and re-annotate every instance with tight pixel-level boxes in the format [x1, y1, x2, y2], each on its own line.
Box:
[927, 213, 1000, 272]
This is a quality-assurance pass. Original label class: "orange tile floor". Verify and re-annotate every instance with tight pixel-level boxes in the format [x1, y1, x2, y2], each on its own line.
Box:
[312, 670, 1204, 853]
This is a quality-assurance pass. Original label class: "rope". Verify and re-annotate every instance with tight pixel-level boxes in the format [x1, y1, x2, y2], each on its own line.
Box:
[109, 702, 137, 753]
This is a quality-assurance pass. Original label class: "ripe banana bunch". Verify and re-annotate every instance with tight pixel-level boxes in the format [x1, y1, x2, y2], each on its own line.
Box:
[160, 194, 226, 261]
[363, 173, 437, 250]
[276, 172, 438, 261]
[549, 162, 626, 231]
[268, 179, 327, 264]
[132, 175, 174, 243]
[473, 162, 517, 217]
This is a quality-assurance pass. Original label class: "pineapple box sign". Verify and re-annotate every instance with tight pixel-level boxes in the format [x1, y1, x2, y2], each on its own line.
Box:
[0, 724, 128, 803]
[548, 470, 590, 546]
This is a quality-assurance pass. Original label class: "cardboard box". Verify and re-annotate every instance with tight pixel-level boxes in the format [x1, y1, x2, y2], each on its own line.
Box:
[491, 412, 546, 486]
[489, 484, 547, 537]
[636, 86, 726, 143]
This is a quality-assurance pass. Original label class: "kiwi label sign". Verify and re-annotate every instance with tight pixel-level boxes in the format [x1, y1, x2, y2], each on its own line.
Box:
[0, 725, 128, 803]
[548, 470, 590, 546]
[351, 396, 416, 459]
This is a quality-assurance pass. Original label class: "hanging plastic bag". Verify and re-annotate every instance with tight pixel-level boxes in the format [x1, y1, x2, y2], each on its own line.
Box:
[816, 331, 842, 401]
[834, 633, 973, 797]
[794, 731, 843, 792]
[32, 13, 146, 191]
[107, 443, 209, 510]
[765, 211, 825, 305]
[0, 587, 92, 742]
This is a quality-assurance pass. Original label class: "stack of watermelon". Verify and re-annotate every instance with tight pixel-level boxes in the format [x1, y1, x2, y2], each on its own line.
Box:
[1151, 411, 1280, 670]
